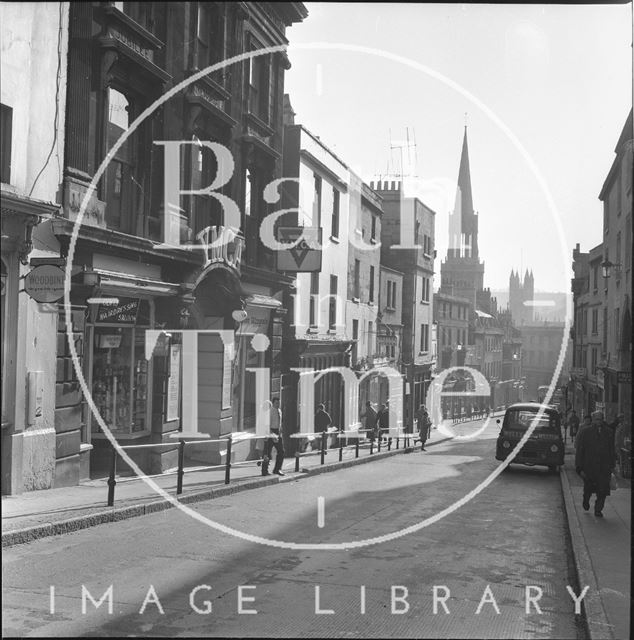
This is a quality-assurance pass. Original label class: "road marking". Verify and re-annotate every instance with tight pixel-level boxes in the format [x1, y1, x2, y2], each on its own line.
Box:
[318, 496, 325, 528]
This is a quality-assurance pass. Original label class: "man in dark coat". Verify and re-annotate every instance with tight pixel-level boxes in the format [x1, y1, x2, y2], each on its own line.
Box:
[361, 401, 378, 441]
[376, 403, 389, 440]
[416, 405, 431, 451]
[575, 410, 616, 517]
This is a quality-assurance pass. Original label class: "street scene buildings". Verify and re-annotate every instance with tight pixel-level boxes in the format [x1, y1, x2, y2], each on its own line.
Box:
[1, 3, 631, 639]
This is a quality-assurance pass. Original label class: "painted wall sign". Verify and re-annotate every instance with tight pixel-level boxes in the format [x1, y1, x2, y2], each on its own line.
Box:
[24, 265, 65, 303]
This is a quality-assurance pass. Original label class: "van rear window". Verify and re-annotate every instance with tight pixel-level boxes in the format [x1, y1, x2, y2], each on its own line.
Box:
[504, 410, 558, 431]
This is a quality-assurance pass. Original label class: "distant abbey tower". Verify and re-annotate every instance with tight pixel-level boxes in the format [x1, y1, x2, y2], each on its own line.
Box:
[509, 269, 534, 325]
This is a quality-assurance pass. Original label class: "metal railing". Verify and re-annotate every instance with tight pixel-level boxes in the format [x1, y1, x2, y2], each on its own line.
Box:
[106, 428, 420, 507]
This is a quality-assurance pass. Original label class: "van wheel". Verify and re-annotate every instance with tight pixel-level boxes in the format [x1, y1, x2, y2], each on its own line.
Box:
[548, 465, 558, 474]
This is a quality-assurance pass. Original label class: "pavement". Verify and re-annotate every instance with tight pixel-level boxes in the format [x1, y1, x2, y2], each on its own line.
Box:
[559, 438, 631, 640]
[2, 416, 631, 640]
[1, 426, 452, 545]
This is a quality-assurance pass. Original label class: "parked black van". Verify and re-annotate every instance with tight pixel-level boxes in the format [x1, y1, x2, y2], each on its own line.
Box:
[496, 403, 565, 473]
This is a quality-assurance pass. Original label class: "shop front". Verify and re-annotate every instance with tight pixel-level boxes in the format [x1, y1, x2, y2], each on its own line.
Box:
[1, 192, 59, 494]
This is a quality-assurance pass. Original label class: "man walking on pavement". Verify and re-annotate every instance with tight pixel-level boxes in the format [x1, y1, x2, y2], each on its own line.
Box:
[416, 404, 431, 451]
[567, 409, 580, 444]
[263, 397, 285, 476]
[376, 403, 389, 442]
[361, 401, 377, 441]
[575, 410, 616, 517]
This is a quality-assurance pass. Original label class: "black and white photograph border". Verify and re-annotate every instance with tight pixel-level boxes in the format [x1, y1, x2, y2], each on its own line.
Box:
[1, 1, 632, 639]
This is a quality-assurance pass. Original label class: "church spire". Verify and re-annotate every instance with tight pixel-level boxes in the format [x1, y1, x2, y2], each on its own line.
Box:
[448, 126, 478, 259]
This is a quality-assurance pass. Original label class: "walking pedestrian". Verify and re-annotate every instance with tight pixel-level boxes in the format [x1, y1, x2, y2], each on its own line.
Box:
[263, 397, 285, 476]
[567, 409, 580, 444]
[575, 410, 616, 517]
[315, 403, 332, 432]
[576, 414, 592, 442]
[376, 403, 389, 441]
[416, 404, 431, 451]
[360, 401, 377, 441]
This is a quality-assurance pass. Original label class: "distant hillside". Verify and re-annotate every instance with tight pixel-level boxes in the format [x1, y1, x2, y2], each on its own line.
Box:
[491, 290, 571, 323]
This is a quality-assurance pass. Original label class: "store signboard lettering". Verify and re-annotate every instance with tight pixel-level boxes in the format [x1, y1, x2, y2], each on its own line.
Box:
[97, 298, 140, 324]
[24, 265, 65, 303]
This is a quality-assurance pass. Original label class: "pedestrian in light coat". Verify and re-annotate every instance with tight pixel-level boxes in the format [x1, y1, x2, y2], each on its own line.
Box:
[575, 410, 616, 517]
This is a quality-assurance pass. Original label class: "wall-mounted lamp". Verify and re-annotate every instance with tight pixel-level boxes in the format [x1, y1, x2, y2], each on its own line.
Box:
[232, 308, 248, 323]
[601, 259, 621, 279]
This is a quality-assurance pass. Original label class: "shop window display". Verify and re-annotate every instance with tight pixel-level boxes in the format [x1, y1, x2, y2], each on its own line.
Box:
[89, 298, 152, 437]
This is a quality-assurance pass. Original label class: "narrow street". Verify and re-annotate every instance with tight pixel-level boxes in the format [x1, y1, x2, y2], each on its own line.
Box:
[2, 419, 585, 638]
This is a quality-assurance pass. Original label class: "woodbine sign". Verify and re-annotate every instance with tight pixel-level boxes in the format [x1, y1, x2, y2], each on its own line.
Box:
[24, 265, 65, 303]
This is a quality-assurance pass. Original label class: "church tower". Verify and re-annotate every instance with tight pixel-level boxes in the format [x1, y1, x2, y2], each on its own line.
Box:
[440, 127, 485, 309]
[509, 268, 534, 324]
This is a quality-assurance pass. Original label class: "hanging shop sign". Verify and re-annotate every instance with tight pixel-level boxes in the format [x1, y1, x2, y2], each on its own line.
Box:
[277, 227, 322, 272]
[97, 298, 140, 324]
[24, 265, 65, 303]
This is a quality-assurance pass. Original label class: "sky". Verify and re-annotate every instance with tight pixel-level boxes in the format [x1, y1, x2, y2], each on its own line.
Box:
[284, 2, 633, 293]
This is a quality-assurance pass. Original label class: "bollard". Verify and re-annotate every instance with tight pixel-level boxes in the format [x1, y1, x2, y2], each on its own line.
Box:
[107, 445, 117, 507]
[224, 435, 232, 484]
[370, 438, 374, 455]
[387, 437, 391, 451]
[295, 450, 300, 472]
[320, 431, 326, 465]
[396, 435, 399, 449]
[339, 430, 343, 462]
[176, 439, 185, 495]
[355, 437, 359, 458]
[378, 436, 382, 453]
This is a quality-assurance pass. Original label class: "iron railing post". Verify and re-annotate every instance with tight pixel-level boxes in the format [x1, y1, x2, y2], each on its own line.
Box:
[176, 439, 185, 495]
[320, 432, 326, 465]
[107, 445, 117, 507]
[224, 435, 232, 484]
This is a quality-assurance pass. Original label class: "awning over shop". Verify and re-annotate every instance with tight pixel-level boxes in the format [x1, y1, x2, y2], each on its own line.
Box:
[82, 268, 181, 298]
[240, 294, 282, 334]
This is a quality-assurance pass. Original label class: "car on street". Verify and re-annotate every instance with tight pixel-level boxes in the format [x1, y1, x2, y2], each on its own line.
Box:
[495, 402, 565, 473]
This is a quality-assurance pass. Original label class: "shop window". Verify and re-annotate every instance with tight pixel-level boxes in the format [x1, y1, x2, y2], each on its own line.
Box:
[247, 42, 270, 123]
[186, 135, 221, 236]
[354, 260, 360, 299]
[371, 215, 377, 242]
[0, 103, 12, 184]
[331, 188, 340, 238]
[196, 2, 224, 72]
[309, 271, 319, 328]
[88, 299, 152, 437]
[233, 334, 265, 432]
[103, 88, 141, 234]
[313, 174, 322, 228]
[125, 1, 155, 33]
[369, 266, 375, 303]
[329, 275, 338, 329]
